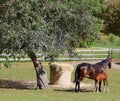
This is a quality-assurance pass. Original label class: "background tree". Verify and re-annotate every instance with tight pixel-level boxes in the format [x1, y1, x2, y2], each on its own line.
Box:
[0, 0, 105, 89]
[72, 0, 105, 47]
[98, 0, 120, 37]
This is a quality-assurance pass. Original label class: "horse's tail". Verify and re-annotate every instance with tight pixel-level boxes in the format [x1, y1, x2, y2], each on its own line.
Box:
[74, 65, 80, 83]
[74, 70, 77, 83]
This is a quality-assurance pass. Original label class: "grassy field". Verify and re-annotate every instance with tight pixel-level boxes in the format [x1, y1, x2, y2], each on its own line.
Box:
[0, 62, 120, 101]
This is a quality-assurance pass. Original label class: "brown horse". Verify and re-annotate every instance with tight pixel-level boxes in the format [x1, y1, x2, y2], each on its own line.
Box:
[75, 58, 112, 92]
[86, 66, 109, 93]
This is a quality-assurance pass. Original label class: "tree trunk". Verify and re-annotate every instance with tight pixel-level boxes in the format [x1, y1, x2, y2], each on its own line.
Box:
[27, 51, 48, 89]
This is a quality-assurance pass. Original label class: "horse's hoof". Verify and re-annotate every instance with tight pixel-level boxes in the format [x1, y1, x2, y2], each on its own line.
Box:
[35, 88, 38, 90]
[75, 90, 77, 92]
[99, 90, 102, 92]
[75, 90, 80, 93]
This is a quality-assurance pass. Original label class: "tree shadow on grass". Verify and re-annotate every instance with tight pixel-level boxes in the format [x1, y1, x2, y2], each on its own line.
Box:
[0, 79, 36, 89]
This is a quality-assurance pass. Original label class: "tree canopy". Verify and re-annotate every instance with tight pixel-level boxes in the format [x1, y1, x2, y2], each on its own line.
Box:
[0, 0, 105, 56]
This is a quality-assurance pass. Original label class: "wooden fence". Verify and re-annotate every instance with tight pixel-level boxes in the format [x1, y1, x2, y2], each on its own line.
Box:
[0, 48, 119, 61]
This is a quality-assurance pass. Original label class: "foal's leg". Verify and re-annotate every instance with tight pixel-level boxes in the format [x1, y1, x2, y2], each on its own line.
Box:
[103, 79, 106, 92]
[94, 80, 97, 92]
[95, 80, 100, 93]
[94, 80, 99, 92]
[105, 77, 109, 93]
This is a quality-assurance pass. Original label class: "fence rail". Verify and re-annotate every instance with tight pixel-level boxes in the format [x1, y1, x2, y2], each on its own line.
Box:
[0, 48, 119, 61]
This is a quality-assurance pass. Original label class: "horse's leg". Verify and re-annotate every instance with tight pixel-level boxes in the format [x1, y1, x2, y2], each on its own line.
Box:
[75, 74, 80, 92]
[75, 79, 80, 92]
[75, 76, 85, 92]
[99, 80, 102, 92]
[78, 79, 80, 92]
[75, 79, 78, 92]
[75, 71, 79, 92]
[75, 81, 77, 92]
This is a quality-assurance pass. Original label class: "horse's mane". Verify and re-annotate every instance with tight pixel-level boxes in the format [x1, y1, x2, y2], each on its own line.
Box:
[93, 58, 112, 70]
[92, 62, 103, 72]
[101, 58, 110, 63]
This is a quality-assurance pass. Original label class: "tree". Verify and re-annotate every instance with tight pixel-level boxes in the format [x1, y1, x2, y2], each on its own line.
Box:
[0, 0, 105, 89]
[70, 0, 105, 47]
[0, 0, 50, 89]
[98, 0, 120, 37]
[0, 0, 76, 89]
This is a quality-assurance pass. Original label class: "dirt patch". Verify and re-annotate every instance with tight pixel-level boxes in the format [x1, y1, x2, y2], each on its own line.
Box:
[112, 62, 120, 69]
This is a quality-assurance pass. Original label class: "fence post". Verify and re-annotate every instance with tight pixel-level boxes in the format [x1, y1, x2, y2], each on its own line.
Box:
[91, 50, 93, 60]
[108, 48, 112, 58]
[119, 49, 120, 57]
[42, 54, 45, 61]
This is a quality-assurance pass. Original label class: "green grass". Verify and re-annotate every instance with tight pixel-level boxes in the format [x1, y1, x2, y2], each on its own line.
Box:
[0, 62, 36, 80]
[0, 62, 120, 101]
[93, 43, 120, 49]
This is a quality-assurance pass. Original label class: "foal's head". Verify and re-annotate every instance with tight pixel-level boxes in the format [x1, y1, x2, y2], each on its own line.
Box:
[86, 65, 95, 77]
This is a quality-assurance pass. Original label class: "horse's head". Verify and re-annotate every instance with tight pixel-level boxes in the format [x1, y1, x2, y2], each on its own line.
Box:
[101, 58, 112, 69]
[108, 58, 112, 69]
